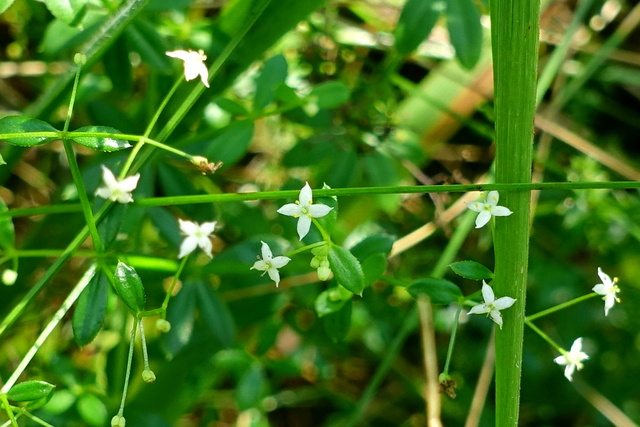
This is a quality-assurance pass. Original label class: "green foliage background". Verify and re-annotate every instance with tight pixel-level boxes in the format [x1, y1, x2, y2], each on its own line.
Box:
[1, 0, 640, 425]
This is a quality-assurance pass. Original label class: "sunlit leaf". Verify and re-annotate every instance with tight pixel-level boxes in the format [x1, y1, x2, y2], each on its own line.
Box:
[71, 126, 131, 152]
[0, 116, 58, 147]
[394, 0, 444, 55]
[449, 260, 493, 280]
[7, 381, 56, 403]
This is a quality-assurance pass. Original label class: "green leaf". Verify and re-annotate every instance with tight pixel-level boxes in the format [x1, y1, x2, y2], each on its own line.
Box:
[449, 260, 493, 280]
[408, 278, 462, 304]
[409, 279, 459, 302]
[44, 0, 87, 27]
[162, 281, 196, 358]
[361, 253, 387, 287]
[315, 285, 352, 317]
[72, 269, 108, 346]
[76, 393, 108, 426]
[328, 244, 365, 295]
[309, 81, 350, 109]
[0, 0, 15, 14]
[0, 116, 58, 147]
[205, 120, 254, 168]
[446, 0, 483, 70]
[236, 363, 266, 411]
[323, 299, 352, 342]
[71, 126, 131, 152]
[0, 198, 15, 251]
[350, 234, 394, 260]
[394, 0, 444, 55]
[254, 55, 288, 111]
[195, 280, 236, 348]
[7, 381, 56, 403]
[113, 261, 146, 313]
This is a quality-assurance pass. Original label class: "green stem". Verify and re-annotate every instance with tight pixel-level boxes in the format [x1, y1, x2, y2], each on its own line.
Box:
[490, 0, 539, 425]
[524, 320, 563, 353]
[285, 241, 326, 257]
[0, 396, 18, 427]
[441, 303, 464, 376]
[117, 317, 139, 418]
[0, 264, 96, 393]
[160, 255, 189, 311]
[526, 293, 598, 322]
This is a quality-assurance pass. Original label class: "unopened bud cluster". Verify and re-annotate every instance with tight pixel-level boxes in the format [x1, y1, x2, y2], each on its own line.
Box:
[310, 245, 331, 281]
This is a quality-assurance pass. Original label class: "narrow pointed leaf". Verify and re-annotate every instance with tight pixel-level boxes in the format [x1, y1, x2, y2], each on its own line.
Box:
[71, 126, 132, 152]
[394, 0, 443, 55]
[195, 280, 236, 348]
[328, 244, 365, 295]
[408, 278, 462, 304]
[446, 0, 483, 69]
[449, 260, 493, 280]
[113, 261, 146, 313]
[7, 381, 56, 403]
[44, 0, 87, 26]
[0, 0, 15, 14]
[0, 116, 58, 147]
[72, 269, 108, 346]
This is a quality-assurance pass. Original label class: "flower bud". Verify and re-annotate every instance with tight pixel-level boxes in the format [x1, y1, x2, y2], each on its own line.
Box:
[155, 319, 171, 333]
[142, 369, 156, 383]
[317, 265, 331, 281]
[111, 415, 126, 427]
[2, 269, 17, 286]
[310, 256, 320, 269]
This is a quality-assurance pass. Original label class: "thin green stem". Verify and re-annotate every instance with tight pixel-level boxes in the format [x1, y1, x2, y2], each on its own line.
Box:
[311, 218, 331, 242]
[17, 409, 55, 427]
[139, 321, 150, 371]
[526, 293, 599, 322]
[62, 63, 81, 133]
[160, 255, 189, 311]
[0, 264, 96, 393]
[0, 396, 18, 427]
[524, 320, 563, 353]
[117, 317, 139, 418]
[62, 139, 104, 254]
[442, 303, 464, 376]
[286, 241, 326, 257]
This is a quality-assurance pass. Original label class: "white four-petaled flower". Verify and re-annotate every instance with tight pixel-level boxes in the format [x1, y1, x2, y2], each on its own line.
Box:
[592, 267, 620, 316]
[250, 241, 291, 287]
[554, 337, 589, 381]
[466, 191, 513, 229]
[178, 219, 216, 258]
[166, 50, 210, 88]
[95, 165, 140, 204]
[467, 281, 516, 329]
[277, 182, 333, 240]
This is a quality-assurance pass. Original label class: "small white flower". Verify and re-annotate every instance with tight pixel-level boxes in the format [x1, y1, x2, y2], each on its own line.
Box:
[467, 281, 516, 329]
[2, 269, 17, 286]
[95, 165, 140, 204]
[466, 190, 513, 228]
[178, 219, 216, 258]
[277, 182, 333, 240]
[250, 241, 291, 287]
[166, 50, 210, 88]
[554, 337, 589, 381]
[592, 267, 620, 316]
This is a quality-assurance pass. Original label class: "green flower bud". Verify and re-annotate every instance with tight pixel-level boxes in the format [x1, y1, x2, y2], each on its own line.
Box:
[310, 256, 321, 269]
[317, 265, 332, 281]
[155, 319, 171, 333]
[142, 369, 156, 383]
[111, 415, 126, 427]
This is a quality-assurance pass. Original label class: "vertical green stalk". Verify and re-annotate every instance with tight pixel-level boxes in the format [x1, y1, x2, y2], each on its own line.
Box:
[490, 0, 539, 425]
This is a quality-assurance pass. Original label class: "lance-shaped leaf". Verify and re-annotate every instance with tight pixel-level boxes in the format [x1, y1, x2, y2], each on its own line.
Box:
[449, 260, 493, 280]
[328, 244, 365, 295]
[408, 278, 462, 304]
[113, 261, 146, 313]
[72, 269, 108, 346]
[446, 0, 483, 70]
[0, 116, 58, 147]
[7, 381, 56, 403]
[394, 0, 443, 55]
[71, 126, 132, 152]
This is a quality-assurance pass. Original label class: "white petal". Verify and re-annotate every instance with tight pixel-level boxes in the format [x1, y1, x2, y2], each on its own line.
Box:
[493, 296, 516, 310]
[199, 221, 217, 235]
[100, 165, 118, 188]
[466, 201, 484, 213]
[179, 219, 198, 235]
[194, 62, 210, 88]
[564, 364, 576, 381]
[487, 191, 500, 206]
[307, 203, 332, 218]
[166, 50, 191, 61]
[267, 267, 281, 287]
[554, 354, 568, 366]
[488, 310, 503, 329]
[475, 210, 492, 228]
[198, 237, 213, 257]
[296, 215, 312, 240]
[260, 241, 273, 260]
[570, 338, 583, 354]
[597, 267, 612, 286]
[277, 203, 302, 217]
[490, 206, 513, 217]
[119, 173, 140, 192]
[592, 284, 608, 295]
[603, 294, 615, 316]
[251, 260, 268, 271]
[115, 192, 134, 204]
[271, 256, 291, 269]
[95, 187, 113, 200]
[178, 236, 198, 258]
[299, 182, 313, 205]
[481, 282, 495, 304]
[468, 304, 490, 315]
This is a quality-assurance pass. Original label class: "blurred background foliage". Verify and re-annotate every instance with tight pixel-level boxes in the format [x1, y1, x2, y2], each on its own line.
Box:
[1, 0, 640, 425]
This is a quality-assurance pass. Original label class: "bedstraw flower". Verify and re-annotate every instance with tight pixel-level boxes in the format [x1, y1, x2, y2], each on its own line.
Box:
[467, 281, 516, 329]
[166, 50, 210, 88]
[277, 182, 333, 240]
[554, 337, 589, 381]
[251, 241, 291, 287]
[466, 190, 513, 228]
[592, 267, 620, 316]
[178, 219, 216, 258]
[95, 165, 140, 204]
